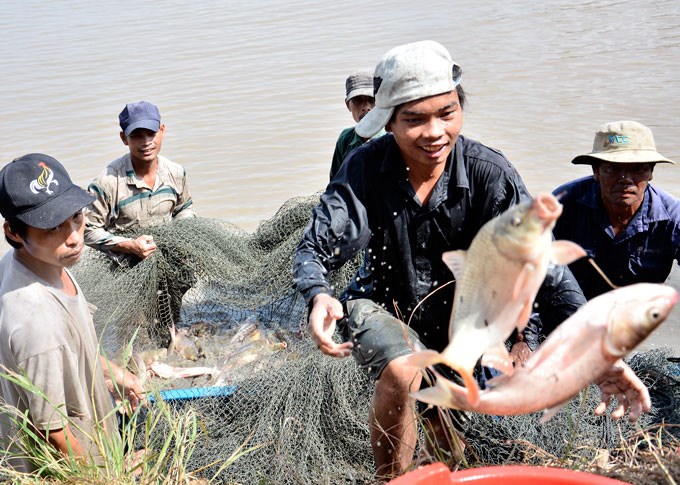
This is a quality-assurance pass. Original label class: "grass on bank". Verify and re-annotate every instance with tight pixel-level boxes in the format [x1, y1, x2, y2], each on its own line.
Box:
[0, 365, 257, 484]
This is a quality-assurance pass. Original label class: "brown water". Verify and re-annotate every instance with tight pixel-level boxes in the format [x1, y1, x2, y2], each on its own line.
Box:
[1, 0, 678, 351]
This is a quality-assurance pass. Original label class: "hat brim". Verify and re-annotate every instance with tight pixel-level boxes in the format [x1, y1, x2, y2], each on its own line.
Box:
[355, 106, 394, 139]
[572, 149, 676, 165]
[16, 185, 96, 230]
[123, 119, 161, 137]
[346, 88, 375, 103]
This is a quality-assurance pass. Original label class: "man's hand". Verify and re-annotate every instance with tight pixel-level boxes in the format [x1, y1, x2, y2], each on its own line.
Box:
[509, 340, 532, 368]
[594, 360, 651, 422]
[308, 293, 353, 358]
[114, 235, 157, 259]
[101, 358, 147, 414]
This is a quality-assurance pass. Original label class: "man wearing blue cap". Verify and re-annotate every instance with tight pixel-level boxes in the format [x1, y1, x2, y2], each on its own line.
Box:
[84, 101, 195, 264]
[293, 41, 648, 479]
[0, 154, 145, 471]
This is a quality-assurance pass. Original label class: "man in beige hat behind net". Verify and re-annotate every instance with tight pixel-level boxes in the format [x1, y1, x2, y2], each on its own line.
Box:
[553, 120, 680, 299]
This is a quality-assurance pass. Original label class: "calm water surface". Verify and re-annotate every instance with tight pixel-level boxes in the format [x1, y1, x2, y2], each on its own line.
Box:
[1, 0, 678, 350]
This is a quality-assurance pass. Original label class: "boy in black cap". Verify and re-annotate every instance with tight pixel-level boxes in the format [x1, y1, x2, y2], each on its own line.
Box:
[0, 153, 144, 472]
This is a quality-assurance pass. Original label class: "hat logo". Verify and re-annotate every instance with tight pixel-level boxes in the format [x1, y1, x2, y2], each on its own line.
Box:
[29, 162, 59, 195]
[608, 134, 630, 145]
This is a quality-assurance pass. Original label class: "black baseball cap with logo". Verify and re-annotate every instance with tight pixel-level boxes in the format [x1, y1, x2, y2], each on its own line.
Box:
[0, 153, 95, 229]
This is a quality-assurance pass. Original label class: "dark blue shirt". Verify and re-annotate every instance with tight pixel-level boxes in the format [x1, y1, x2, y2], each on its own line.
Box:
[293, 134, 585, 351]
[553, 176, 680, 300]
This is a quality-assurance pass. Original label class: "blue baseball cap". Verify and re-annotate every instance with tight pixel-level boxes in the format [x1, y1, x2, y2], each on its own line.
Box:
[0, 153, 95, 229]
[119, 101, 161, 137]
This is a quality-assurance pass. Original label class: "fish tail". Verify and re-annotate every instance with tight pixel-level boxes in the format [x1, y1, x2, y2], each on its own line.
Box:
[411, 374, 469, 410]
[404, 349, 443, 369]
[406, 351, 481, 406]
[444, 365, 480, 406]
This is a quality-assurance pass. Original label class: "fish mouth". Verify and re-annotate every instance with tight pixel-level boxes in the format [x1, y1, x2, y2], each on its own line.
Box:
[532, 193, 562, 228]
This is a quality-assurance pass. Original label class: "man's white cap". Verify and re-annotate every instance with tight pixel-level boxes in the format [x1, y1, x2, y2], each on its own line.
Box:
[355, 40, 462, 139]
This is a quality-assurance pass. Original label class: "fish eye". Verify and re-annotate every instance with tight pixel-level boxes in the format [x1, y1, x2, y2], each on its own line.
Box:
[648, 308, 661, 321]
[510, 216, 522, 227]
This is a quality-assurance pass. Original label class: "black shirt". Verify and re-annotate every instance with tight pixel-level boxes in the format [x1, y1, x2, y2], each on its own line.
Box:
[293, 134, 585, 351]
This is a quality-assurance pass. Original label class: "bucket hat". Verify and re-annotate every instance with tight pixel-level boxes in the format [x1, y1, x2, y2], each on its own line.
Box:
[571, 120, 675, 165]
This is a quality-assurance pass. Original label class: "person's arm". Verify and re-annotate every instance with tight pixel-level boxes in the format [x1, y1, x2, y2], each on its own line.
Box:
[293, 162, 372, 354]
[84, 182, 157, 260]
[43, 425, 86, 459]
[100, 357, 145, 414]
[172, 169, 196, 220]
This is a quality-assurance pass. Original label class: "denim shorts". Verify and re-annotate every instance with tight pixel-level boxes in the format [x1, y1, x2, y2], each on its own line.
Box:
[340, 298, 469, 430]
[340, 298, 426, 380]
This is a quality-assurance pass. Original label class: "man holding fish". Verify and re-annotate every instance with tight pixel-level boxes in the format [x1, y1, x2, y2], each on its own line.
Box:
[293, 40, 592, 479]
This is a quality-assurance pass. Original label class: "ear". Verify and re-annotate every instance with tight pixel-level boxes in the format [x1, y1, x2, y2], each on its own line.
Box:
[120, 132, 129, 146]
[345, 100, 351, 112]
[4, 221, 24, 246]
[591, 164, 600, 182]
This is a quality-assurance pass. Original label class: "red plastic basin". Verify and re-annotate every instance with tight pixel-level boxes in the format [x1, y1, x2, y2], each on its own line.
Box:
[387, 463, 631, 485]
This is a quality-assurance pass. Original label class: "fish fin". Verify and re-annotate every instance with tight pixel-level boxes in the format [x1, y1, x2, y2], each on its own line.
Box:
[481, 344, 514, 376]
[411, 375, 469, 410]
[539, 401, 568, 423]
[550, 240, 587, 265]
[442, 250, 467, 280]
[485, 372, 510, 389]
[458, 367, 481, 406]
[404, 350, 442, 369]
[512, 263, 534, 301]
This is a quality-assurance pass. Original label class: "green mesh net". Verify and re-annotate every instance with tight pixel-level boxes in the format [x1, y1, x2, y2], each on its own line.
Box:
[71, 194, 679, 484]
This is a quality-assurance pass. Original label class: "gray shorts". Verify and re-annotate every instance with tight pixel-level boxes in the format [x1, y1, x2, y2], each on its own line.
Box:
[340, 298, 469, 430]
[340, 298, 425, 381]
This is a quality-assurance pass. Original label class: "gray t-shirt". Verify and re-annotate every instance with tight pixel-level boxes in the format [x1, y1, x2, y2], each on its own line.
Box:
[0, 251, 118, 472]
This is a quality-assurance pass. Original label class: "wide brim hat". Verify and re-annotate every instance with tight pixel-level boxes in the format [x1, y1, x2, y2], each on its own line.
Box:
[0, 153, 95, 229]
[355, 40, 462, 139]
[572, 120, 675, 165]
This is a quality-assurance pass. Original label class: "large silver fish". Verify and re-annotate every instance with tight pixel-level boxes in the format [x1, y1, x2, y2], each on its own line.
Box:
[411, 283, 678, 421]
[407, 193, 586, 405]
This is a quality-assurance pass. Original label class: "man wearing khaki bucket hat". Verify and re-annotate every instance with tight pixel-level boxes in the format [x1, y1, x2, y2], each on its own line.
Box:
[553, 120, 680, 299]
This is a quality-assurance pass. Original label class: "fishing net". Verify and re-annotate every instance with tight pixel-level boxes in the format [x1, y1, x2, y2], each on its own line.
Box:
[71, 193, 680, 484]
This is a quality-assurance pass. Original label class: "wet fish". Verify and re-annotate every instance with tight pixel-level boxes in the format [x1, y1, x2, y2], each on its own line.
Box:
[406, 193, 586, 405]
[169, 324, 203, 361]
[411, 283, 678, 422]
[149, 361, 219, 380]
[229, 316, 259, 344]
[214, 335, 288, 386]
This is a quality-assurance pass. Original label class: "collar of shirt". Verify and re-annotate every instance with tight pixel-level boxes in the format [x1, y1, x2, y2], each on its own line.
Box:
[576, 177, 671, 239]
[377, 136, 471, 210]
[123, 154, 167, 191]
